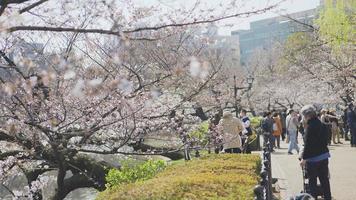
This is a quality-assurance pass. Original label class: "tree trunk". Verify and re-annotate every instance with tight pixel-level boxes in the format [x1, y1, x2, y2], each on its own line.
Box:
[53, 147, 67, 200]
[192, 105, 208, 121]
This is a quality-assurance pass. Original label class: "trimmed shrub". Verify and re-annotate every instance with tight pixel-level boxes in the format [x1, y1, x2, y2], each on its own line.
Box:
[98, 154, 260, 200]
[250, 116, 263, 129]
[105, 160, 166, 188]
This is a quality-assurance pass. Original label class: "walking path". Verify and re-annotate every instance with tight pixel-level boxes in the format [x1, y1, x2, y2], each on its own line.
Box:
[271, 135, 356, 200]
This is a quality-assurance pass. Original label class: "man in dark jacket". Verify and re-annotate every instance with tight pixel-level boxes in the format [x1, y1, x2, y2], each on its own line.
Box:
[347, 103, 356, 147]
[300, 105, 331, 200]
[261, 112, 274, 151]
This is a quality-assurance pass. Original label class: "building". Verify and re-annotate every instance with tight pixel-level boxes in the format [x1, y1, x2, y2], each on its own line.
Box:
[203, 23, 240, 67]
[232, 9, 317, 66]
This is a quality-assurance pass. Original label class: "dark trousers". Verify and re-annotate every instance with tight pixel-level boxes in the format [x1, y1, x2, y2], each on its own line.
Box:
[306, 159, 331, 200]
[327, 126, 332, 145]
[263, 132, 274, 151]
[224, 148, 241, 153]
[282, 128, 286, 140]
[343, 126, 350, 140]
[351, 128, 356, 146]
[274, 135, 280, 148]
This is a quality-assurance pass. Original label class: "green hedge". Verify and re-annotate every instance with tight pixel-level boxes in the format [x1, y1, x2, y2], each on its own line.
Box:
[105, 160, 166, 188]
[98, 154, 261, 200]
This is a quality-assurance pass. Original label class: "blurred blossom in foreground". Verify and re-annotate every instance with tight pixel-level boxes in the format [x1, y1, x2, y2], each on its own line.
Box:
[63, 70, 76, 80]
[189, 56, 201, 77]
[189, 57, 209, 79]
[150, 88, 161, 99]
[88, 78, 103, 87]
[118, 78, 133, 95]
[71, 79, 85, 98]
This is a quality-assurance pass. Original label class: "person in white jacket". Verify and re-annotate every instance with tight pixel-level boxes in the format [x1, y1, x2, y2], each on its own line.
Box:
[286, 109, 300, 155]
[218, 112, 244, 153]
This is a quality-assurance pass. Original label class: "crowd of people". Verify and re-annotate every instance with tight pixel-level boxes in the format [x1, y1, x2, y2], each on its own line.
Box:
[211, 103, 356, 200]
[210, 102, 356, 155]
[259, 103, 356, 200]
[260, 102, 356, 154]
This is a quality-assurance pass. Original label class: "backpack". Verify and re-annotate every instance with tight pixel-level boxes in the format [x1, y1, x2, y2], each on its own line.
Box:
[261, 119, 269, 132]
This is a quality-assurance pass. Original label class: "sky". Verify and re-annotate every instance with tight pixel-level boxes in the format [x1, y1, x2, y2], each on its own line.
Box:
[219, 0, 320, 35]
[139, 0, 321, 35]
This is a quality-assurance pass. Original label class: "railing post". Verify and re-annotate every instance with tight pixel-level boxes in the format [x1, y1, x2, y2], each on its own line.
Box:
[255, 133, 273, 200]
[254, 185, 264, 200]
[265, 136, 273, 200]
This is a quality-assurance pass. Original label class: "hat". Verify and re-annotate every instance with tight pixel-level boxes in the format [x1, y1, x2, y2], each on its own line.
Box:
[223, 112, 233, 118]
[300, 105, 316, 117]
[287, 109, 294, 115]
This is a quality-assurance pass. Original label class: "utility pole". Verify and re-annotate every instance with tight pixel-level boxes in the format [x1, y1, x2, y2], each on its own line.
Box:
[232, 75, 254, 117]
[233, 75, 239, 117]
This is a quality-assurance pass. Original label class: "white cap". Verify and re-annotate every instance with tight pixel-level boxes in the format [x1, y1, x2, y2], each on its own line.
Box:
[300, 105, 316, 116]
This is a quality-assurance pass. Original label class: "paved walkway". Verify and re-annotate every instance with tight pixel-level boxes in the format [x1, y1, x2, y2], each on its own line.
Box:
[271, 135, 356, 200]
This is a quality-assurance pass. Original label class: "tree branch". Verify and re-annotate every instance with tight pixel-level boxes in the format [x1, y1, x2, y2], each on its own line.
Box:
[19, 0, 48, 14]
[7, 4, 280, 37]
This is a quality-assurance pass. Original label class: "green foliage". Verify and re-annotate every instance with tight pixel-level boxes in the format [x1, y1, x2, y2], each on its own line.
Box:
[250, 116, 263, 129]
[189, 121, 209, 145]
[105, 160, 166, 188]
[315, 0, 355, 53]
[98, 154, 261, 200]
[285, 32, 313, 51]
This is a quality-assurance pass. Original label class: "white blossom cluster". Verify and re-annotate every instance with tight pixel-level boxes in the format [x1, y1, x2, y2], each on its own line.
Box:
[12, 176, 50, 200]
[0, 156, 18, 182]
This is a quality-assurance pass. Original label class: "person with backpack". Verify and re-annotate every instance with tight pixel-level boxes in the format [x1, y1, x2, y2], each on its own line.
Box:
[299, 105, 331, 200]
[261, 111, 274, 151]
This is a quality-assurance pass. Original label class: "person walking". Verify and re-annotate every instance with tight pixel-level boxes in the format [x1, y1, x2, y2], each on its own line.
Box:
[321, 109, 332, 145]
[329, 110, 342, 144]
[299, 105, 332, 200]
[342, 108, 350, 140]
[286, 109, 300, 155]
[346, 103, 356, 147]
[261, 111, 274, 151]
[218, 112, 244, 153]
[281, 110, 287, 141]
[272, 112, 283, 149]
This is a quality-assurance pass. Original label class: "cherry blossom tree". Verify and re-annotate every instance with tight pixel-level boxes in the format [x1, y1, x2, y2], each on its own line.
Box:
[0, 0, 281, 199]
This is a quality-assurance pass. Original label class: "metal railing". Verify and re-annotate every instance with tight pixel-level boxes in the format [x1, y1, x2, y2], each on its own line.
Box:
[254, 134, 273, 200]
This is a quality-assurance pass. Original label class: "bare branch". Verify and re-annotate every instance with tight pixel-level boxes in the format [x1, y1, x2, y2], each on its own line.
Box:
[19, 0, 48, 14]
[7, 4, 281, 37]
